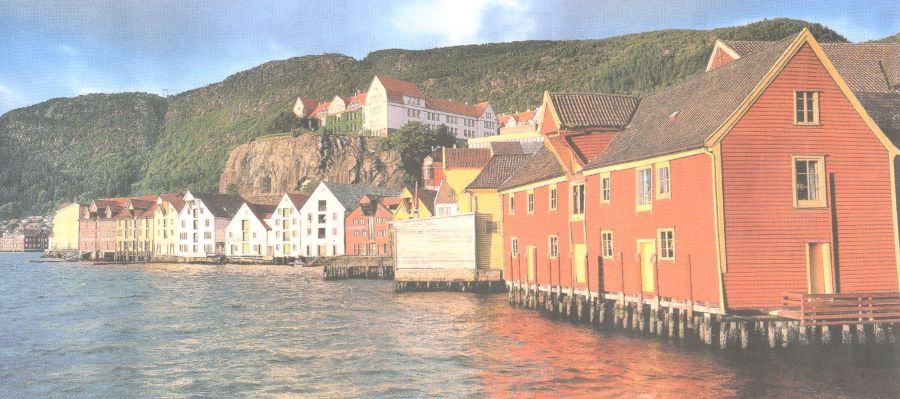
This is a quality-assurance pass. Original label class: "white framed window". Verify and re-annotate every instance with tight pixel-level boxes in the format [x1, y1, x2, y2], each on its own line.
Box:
[601, 231, 614, 259]
[511, 237, 519, 257]
[657, 162, 671, 199]
[527, 190, 535, 214]
[794, 91, 820, 125]
[658, 229, 675, 260]
[572, 183, 585, 216]
[508, 194, 515, 215]
[637, 167, 652, 211]
[549, 185, 558, 211]
[601, 173, 611, 203]
[549, 235, 559, 258]
[792, 156, 827, 208]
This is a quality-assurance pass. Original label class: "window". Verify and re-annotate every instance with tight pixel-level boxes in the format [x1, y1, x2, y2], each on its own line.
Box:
[318, 214, 326, 224]
[511, 237, 519, 257]
[658, 229, 675, 260]
[549, 235, 559, 258]
[601, 174, 611, 203]
[637, 167, 652, 211]
[793, 156, 827, 207]
[572, 183, 585, 215]
[527, 190, 535, 213]
[600, 231, 614, 259]
[549, 186, 558, 211]
[508, 194, 515, 215]
[318, 200, 327, 212]
[657, 163, 671, 199]
[794, 91, 820, 125]
[318, 228, 326, 238]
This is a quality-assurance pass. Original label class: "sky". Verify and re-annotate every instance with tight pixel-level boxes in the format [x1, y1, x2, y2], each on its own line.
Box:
[0, 0, 898, 115]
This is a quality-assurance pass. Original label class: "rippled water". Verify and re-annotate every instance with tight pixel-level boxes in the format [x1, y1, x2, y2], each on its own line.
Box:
[1, 252, 900, 398]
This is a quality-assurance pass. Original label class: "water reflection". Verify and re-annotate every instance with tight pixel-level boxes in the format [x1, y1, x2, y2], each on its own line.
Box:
[1, 253, 899, 398]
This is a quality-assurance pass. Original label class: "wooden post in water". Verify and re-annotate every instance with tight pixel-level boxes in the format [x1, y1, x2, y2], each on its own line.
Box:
[821, 325, 832, 345]
[740, 322, 750, 350]
[842, 325, 852, 345]
[857, 324, 867, 345]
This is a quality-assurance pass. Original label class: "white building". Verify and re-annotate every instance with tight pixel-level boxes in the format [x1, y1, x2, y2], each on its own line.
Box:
[225, 202, 275, 258]
[177, 192, 245, 258]
[271, 193, 310, 259]
[356, 75, 498, 139]
[299, 182, 401, 257]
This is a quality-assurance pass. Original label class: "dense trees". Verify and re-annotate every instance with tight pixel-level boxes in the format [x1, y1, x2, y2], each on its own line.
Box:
[378, 123, 456, 187]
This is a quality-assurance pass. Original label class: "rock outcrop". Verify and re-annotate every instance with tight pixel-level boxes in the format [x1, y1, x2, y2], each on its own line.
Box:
[218, 133, 403, 196]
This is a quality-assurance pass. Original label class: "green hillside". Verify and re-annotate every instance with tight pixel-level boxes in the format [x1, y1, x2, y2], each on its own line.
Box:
[873, 33, 900, 43]
[0, 18, 850, 218]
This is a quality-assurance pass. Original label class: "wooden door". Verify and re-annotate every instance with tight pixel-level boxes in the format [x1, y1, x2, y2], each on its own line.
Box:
[808, 242, 834, 294]
[639, 241, 655, 293]
[526, 246, 536, 282]
[574, 244, 586, 283]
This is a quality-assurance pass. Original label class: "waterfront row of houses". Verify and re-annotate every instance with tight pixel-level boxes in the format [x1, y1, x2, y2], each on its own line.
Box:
[52, 182, 407, 262]
[292, 75, 500, 140]
[389, 30, 900, 317]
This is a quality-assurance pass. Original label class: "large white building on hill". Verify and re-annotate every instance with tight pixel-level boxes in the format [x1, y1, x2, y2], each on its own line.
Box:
[294, 75, 500, 140]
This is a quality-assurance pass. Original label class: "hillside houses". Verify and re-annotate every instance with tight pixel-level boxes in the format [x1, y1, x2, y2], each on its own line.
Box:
[293, 75, 500, 140]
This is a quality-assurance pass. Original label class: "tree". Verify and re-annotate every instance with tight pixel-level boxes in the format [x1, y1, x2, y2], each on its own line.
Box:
[378, 122, 457, 187]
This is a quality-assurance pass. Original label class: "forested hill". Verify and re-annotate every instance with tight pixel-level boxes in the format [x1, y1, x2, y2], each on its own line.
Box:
[0, 19, 851, 218]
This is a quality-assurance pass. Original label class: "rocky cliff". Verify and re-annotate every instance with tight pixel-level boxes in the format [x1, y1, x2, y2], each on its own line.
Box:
[218, 133, 403, 196]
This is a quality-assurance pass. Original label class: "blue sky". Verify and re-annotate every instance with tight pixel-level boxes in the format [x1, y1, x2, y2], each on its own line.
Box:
[0, 0, 897, 114]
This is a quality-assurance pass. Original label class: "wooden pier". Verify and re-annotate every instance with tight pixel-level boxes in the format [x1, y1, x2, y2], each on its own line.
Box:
[507, 285, 900, 350]
[322, 256, 394, 280]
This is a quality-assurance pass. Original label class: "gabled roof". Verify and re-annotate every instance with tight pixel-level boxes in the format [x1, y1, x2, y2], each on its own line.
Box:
[499, 114, 513, 125]
[435, 181, 457, 205]
[191, 192, 246, 218]
[467, 154, 531, 190]
[376, 75, 423, 102]
[586, 34, 797, 169]
[247, 203, 277, 223]
[443, 148, 492, 169]
[498, 147, 565, 191]
[285, 193, 311, 210]
[349, 92, 367, 106]
[417, 188, 437, 215]
[547, 93, 639, 129]
[721, 40, 775, 57]
[321, 182, 402, 211]
[425, 97, 489, 118]
[159, 194, 185, 212]
[295, 96, 320, 117]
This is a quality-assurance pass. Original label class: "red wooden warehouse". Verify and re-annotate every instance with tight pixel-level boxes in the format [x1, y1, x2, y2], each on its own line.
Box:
[501, 29, 900, 317]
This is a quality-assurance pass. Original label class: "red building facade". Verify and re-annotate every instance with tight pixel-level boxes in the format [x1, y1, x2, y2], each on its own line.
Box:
[502, 30, 900, 313]
[345, 195, 398, 256]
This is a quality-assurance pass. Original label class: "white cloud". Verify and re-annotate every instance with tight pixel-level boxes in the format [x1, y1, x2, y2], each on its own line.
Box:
[56, 44, 78, 57]
[392, 0, 536, 46]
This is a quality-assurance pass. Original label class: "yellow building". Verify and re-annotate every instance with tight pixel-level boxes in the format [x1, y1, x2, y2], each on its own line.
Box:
[153, 195, 184, 258]
[114, 197, 157, 262]
[441, 147, 492, 214]
[50, 203, 82, 250]
[463, 150, 532, 271]
[393, 186, 437, 220]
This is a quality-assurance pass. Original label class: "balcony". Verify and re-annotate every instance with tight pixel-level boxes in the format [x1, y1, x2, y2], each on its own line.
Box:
[781, 292, 900, 327]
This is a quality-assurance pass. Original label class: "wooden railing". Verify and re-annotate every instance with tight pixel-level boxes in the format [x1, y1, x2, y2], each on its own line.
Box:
[781, 292, 900, 327]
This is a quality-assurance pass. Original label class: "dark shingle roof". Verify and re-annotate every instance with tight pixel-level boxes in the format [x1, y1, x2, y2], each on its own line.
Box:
[586, 35, 797, 169]
[467, 154, 531, 190]
[489, 141, 524, 155]
[885, 56, 900, 89]
[443, 148, 492, 168]
[722, 40, 777, 57]
[322, 182, 401, 211]
[549, 93, 639, 128]
[193, 192, 246, 218]
[498, 147, 565, 191]
[858, 92, 900, 146]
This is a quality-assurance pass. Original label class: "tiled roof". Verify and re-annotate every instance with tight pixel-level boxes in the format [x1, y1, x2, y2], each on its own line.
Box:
[858, 92, 900, 147]
[192, 192, 246, 218]
[322, 182, 401, 211]
[286, 193, 311, 210]
[489, 141, 524, 155]
[296, 96, 320, 116]
[513, 110, 535, 123]
[247, 203, 277, 223]
[349, 92, 367, 106]
[498, 147, 565, 191]
[722, 40, 775, 56]
[377, 75, 423, 102]
[586, 34, 796, 169]
[885, 56, 900, 89]
[467, 154, 531, 190]
[417, 188, 437, 215]
[435, 182, 457, 205]
[549, 93, 639, 128]
[443, 148, 492, 169]
[720, 40, 900, 94]
[425, 97, 488, 118]
[159, 194, 185, 212]
[499, 114, 513, 125]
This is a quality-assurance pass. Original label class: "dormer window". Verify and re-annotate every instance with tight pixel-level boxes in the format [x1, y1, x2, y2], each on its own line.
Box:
[794, 91, 819, 125]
